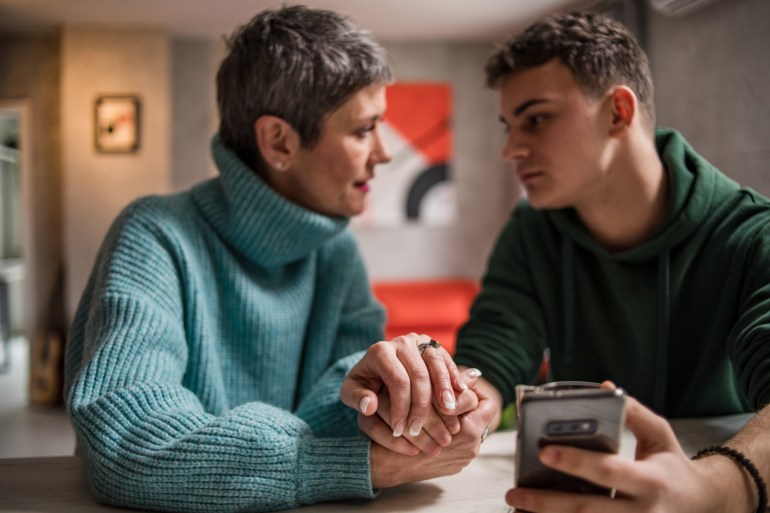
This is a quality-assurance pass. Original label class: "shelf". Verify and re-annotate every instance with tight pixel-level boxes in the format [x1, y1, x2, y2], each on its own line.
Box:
[0, 145, 18, 164]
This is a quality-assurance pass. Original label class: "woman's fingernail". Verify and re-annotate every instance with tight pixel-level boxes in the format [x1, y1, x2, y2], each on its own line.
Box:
[409, 418, 424, 437]
[458, 378, 468, 390]
[359, 396, 371, 414]
[442, 390, 456, 410]
[392, 421, 405, 437]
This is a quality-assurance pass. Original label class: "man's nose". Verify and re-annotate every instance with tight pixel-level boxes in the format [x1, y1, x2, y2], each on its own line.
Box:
[502, 133, 529, 162]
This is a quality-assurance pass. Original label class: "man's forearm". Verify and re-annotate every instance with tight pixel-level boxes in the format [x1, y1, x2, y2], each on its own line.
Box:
[694, 405, 770, 513]
[726, 405, 770, 510]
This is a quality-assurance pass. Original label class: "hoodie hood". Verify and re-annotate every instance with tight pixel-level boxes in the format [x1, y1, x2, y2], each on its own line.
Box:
[547, 127, 740, 263]
[544, 128, 741, 411]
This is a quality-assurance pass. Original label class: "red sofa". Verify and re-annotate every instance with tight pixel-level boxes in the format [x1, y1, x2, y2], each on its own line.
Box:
[371, 279, 480, 355]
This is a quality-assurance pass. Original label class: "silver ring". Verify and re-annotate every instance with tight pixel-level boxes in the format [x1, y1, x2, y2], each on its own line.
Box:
[418, 339, 441, 355]
[481, 425, 490, 443]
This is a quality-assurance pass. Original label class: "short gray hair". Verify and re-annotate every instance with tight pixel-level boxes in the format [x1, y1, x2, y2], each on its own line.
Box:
[216, 5, 393, 172]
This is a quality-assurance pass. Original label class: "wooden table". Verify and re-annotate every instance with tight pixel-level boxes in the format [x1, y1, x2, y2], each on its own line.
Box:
[0, 413, 752, 513]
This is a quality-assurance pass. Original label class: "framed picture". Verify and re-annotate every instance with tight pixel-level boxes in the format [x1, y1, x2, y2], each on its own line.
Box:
[94, 95, 140, 153]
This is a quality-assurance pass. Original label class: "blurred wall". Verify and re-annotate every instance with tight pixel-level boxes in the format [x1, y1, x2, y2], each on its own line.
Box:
[648, 0, 770, 196]
[171, 38, 222, 192]
[61, 28, 172, 318]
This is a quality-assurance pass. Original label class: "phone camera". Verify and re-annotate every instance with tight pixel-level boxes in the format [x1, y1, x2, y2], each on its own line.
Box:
[544, 419, 598, 437]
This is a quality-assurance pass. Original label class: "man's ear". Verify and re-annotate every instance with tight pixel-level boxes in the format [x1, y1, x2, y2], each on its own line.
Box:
[254, 115, 300, 172]
[608, 86, 636, 135]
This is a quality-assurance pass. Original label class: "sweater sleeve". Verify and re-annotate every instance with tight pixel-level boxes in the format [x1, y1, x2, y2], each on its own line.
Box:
[453, 208, 549, 406]
[65, 210, 375, 513]
[295, 235, 385, 438]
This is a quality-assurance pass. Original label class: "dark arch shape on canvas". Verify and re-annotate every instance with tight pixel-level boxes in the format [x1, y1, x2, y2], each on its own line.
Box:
[405, 162, 449, 220]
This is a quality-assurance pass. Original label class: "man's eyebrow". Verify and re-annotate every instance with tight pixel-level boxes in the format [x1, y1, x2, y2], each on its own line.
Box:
[513, 98, 549, 117]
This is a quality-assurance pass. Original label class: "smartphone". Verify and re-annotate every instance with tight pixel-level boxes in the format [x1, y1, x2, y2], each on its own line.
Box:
[515, 387, 627, 495]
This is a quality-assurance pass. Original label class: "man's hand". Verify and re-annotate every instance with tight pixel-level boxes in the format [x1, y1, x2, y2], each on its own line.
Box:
[369, 380, 498, 488]
[505, 391, 755, 513]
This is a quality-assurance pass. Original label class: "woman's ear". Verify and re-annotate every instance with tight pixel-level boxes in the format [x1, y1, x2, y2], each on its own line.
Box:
[254, 115, 299, 172]
[608, 86, 636, 135]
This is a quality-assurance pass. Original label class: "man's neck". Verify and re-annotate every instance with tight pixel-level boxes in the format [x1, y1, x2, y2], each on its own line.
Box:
[575, 134, 668, 252]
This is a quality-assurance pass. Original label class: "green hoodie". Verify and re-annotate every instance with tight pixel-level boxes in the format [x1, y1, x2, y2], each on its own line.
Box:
[454, 128, 770, 418]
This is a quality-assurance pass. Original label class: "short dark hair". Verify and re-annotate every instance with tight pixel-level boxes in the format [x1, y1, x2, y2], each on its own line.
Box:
[216, 5, 393, 171]
[486, 11, 655, 128]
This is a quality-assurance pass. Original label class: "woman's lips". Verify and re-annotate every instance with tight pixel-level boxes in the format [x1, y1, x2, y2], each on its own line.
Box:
[354, 181, 370, 192]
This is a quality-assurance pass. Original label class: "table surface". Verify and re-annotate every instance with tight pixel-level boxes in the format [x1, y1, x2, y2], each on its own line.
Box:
[0, 413, 753, 513]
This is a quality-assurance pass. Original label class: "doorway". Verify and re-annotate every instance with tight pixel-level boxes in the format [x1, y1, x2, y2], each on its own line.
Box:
[0, 102, 30, 375]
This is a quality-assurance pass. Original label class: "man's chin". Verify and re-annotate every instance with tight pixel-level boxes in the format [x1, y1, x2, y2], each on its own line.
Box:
[526, 195, 567, 211]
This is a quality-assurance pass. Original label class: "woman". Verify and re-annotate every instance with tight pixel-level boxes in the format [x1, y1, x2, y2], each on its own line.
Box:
[64, 6, 480, 512]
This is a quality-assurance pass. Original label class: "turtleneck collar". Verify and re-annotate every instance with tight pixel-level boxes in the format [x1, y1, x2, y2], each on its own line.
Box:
[191, 135, 349, 269]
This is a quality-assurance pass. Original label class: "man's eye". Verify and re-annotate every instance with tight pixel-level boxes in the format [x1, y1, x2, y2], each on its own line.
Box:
[527, 114, 547, 129]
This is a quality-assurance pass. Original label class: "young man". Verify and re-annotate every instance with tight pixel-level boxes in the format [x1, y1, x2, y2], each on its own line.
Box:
[449, 10, 770, 513]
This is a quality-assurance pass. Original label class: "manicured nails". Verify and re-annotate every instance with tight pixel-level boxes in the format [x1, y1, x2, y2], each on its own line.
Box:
[392, 420, 405, 438]
[409, 418, 424, 437]
[359, 396, 371, 414]
[442, 390, 456, 410]
[458, 378, 468, 391]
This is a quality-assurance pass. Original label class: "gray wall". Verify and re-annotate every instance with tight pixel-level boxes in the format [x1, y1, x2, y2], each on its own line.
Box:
[647, 0, 770, 196]
[171, 38, 222, 192]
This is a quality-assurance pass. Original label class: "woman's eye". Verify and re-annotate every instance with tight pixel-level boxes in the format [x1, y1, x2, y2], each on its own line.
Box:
[526, 114, 547, 129]
[357, 125, 375, 137]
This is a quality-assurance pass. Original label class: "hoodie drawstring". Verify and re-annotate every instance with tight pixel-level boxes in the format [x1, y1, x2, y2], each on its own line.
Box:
[562, 238, 575, 365]
[654, 250, 671, 412]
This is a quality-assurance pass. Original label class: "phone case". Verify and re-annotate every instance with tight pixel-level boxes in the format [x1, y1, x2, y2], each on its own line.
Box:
[515, 388, 626, 495]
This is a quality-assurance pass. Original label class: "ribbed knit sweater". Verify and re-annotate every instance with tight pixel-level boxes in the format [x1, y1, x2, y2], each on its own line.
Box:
[64, 135, 386, 512]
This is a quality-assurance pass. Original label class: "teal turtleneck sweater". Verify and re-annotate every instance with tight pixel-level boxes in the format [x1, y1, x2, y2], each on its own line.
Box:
[454, 128, 770, 418]
[64, 136, 385, 512]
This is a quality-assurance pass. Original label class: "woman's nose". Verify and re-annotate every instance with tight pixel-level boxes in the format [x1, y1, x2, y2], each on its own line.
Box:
[372, 129, 392, 165]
